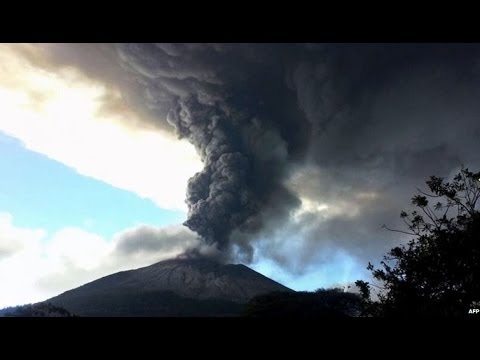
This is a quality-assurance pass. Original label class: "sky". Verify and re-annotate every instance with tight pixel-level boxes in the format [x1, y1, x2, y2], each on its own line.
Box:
[1, 43, 480, 308]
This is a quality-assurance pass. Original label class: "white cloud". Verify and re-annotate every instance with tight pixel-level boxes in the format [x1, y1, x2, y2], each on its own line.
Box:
[0, 213, 45, 259]
[0, 212, 198, 309]
[47, 228, 113, 270]
[0, 44, 203, 211]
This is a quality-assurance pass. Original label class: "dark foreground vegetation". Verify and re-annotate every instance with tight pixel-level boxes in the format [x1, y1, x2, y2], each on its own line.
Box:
[0, 302, 74, 317]
[244, 288, 363, 317]
[355, 167, 480, 317]
[247, 167, 480, 318]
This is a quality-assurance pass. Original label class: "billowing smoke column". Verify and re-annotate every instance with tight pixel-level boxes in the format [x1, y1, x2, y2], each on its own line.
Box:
[116, 44, 310, 259]
[115, 43, 480, 265]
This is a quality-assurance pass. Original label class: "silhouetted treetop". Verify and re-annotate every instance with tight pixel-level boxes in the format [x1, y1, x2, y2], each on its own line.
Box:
[359, 166, 480, 317]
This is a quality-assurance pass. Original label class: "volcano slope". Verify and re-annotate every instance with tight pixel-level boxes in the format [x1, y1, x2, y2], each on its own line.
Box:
[46, 258, 292, 317]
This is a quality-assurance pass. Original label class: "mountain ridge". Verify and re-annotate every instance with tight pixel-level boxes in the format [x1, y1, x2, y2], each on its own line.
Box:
[46, 258, 292, 316]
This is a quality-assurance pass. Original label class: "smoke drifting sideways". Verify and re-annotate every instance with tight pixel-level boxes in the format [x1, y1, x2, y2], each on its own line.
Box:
[116, 43, 480, 266]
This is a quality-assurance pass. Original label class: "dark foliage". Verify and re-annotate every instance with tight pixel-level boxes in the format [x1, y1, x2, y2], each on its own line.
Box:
[1, 302, 74, 317]
[358, 167, 480, 317]
[244, 288, 364, 317]
[51, 290, 244, 317]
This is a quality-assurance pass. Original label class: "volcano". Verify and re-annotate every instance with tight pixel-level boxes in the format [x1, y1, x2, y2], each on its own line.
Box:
[46, 258, 292, 317]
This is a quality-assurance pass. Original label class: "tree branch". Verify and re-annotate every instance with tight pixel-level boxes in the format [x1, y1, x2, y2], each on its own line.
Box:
[382, 224, 417, 236]
[416, 187, 441, 198]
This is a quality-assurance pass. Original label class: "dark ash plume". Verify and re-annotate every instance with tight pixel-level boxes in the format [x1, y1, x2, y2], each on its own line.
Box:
[116, 44, 310, 259]
[115, 43, 480, 269]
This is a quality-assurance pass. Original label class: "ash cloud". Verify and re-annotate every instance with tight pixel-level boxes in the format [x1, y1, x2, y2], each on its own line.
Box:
[274, 44, 480, 270]
[27, 43, 480, 272]
[116, 44, 311, 260]
[114, 43, 480, 267]
[114, 224, 199, 256]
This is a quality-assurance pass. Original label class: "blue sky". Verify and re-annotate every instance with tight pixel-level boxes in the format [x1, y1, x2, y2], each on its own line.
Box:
[0, 132, 186, 239]
[0, 44, 217, 307]
[0, 129, 365, 301]
[0, 43, 370, 307]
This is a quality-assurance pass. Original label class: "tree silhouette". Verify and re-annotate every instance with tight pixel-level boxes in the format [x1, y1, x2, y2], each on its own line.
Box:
[1, 302, 74, 317]
[244, 288, 364, 317]
[356, 166, 480, 317]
